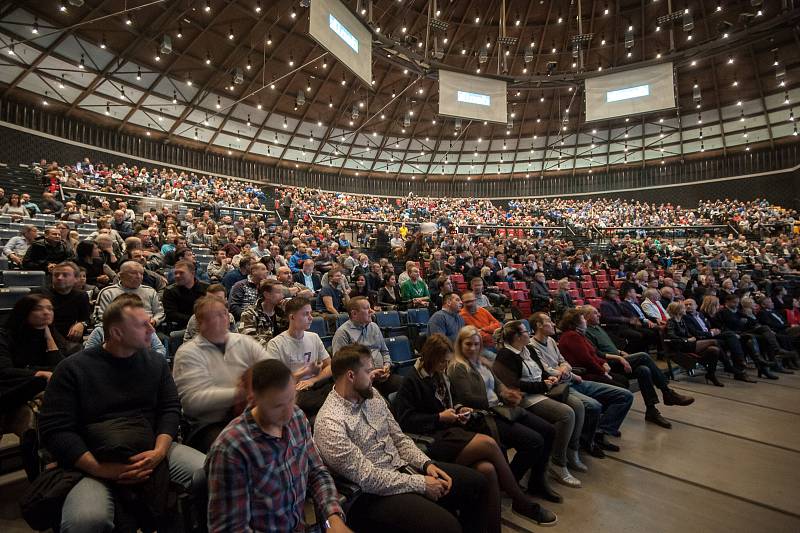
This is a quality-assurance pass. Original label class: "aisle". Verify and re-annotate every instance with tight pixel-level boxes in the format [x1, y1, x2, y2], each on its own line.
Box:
[502, 373, 800, 533]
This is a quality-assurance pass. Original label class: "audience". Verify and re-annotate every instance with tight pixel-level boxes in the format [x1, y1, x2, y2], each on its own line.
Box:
[38, 297, 206, 532]
[173, 295, 269, 452]
[314, 343, 494, 533]
[4, 158, 800, 531]
[265, 297, 332, 416]
[206, 359, 350, 533]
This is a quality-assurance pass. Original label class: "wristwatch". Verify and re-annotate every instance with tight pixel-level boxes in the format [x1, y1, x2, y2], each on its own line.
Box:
[325, 512, 345, 529]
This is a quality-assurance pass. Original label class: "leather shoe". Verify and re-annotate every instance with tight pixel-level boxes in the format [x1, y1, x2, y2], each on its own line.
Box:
[645, 408, 672, 429]
[594, 434, 620, 452]
[529, 480, 563, 504]
[734, 372, 758, 383]
[582, 442, 606, 458]
[662, 388, 695, 406]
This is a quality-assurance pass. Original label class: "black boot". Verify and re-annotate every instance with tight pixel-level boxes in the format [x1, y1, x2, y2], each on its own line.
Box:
[704, 372, 724, 387]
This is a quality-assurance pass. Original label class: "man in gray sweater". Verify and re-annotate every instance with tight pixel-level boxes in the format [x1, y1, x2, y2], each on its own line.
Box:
[428, 293, 466, 343]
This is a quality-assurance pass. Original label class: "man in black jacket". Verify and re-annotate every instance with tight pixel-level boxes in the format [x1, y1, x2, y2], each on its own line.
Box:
[163, 260, 209, 329]
[529, 271, 552, 312]
[293, 258, 322, 293]
[22, 227, 71, 273]
[38, 296, 206, 532]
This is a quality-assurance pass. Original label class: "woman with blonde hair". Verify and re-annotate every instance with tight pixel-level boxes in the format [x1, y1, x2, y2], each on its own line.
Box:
[449, 326, 562, 510]
[394, 334, 549, 530]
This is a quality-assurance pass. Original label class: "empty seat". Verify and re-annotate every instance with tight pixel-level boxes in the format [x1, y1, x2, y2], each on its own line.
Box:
[512, 281, 527, 291]
[0, 286, 30, 310]
[386, 335, 415, 370]
[374, 310, 405, 336]
[309, 316, 329, 338]
[547, 280, 559, 290]
[2, 270, 46, 288]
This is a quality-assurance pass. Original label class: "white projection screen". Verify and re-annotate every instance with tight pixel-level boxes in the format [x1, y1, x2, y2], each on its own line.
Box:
[438, 70, 508, 124]
[308, 0, 372, 87]
[584, 63, 676, 122]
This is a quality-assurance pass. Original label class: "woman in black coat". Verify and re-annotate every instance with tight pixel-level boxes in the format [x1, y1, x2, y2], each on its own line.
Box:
[377, 272, 402, 310]
[0, 294, 66, 479]
[666, 301, 722, 386]
[393, 334, 549, 531]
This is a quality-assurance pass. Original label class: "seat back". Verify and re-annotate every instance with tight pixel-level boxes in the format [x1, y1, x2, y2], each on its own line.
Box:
[375, 310, 402, 328]
[406, 308, 430, 324]
[309, 316, 328, 337]
[0, 286, 31, 310]
[386, 335, 414, 364]
[2, 270, 46, 288]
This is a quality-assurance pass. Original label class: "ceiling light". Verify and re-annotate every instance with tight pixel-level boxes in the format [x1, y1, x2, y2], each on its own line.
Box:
[186, 75, 192, 86]
[255, 1, 262, 13]
[59, 75, 65, 88]
[228, 27, 235, 40]
[205, 52, 212, 65]
[78, 54, 85, 69]
[31, 18, 39, 34]
[59, 3, 66, 12]
[204, 1, 211, 13]
[289, 54, 294, 66]
[267, 33, 272, 45]
[136, 67, 141, 80]
[176, 24, 182, 38]
[100, 35, 107, 48]
[125, 14, 132, 25]
[291, 7, 297, 19]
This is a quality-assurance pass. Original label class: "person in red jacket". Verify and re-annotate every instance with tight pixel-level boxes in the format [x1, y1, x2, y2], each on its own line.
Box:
[556, 309, 634, 451]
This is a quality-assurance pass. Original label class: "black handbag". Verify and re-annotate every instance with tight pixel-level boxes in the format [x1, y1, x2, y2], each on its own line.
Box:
[19, 467, 84, 531]
[545, 383, 570, 403]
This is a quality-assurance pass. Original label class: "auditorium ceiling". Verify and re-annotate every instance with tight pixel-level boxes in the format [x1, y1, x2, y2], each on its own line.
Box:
[0, 0, 798, 182]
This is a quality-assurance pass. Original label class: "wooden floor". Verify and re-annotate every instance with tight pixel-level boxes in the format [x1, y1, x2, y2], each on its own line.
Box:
[502, 370, 800, 533]
[2, 370, 799, 533]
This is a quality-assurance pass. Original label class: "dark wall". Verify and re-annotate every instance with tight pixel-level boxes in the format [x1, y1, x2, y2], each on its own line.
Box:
[0, 121, 798, 209]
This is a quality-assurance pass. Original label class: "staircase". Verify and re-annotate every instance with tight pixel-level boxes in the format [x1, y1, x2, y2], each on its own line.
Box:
[0, 163, 45, 204]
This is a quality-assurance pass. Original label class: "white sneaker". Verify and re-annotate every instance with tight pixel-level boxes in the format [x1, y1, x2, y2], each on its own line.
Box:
[549, 464, 582, 488]
[567, 450, 588, 473]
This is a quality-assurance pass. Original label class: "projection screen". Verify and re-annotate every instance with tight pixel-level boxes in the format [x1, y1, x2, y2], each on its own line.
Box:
[584, 63, 676, 122]
[438, 70, 508, 124]
[309, 0, 372, 87]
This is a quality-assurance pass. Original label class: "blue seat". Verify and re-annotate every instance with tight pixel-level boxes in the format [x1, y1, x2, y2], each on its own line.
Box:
[336, 312, 349, 329]
[2, 270, 46, 288]
[521, 319, 531, 333]
[374, 310, 405, 336]
[386, 336, 416, 373]
[309, 316, 329, 337]
[406, 308, 430, 334]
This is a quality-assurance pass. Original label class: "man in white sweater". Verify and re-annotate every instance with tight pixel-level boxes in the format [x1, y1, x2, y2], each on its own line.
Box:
[173, 295, 269, 452]
[266, 296, 332, 417]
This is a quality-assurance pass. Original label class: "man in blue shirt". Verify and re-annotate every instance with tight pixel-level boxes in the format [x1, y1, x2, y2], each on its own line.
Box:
[429, 293, 466, 343]
[288, 243, 311, 273]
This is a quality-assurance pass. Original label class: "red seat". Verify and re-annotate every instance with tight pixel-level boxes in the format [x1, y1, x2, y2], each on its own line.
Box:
[568, 289, 580, 298]
[495, 282, 510, 292]
[568, 281, 577, 290]
[514, 301, 532, 315]
[574, 299, 585, 306]
[596, 280, 609, 289]
[609, 269, 619, 277]
[511, 290, 529, 301]
[513, 282, 527, 291]
[580, 281, 594, 290]
[450, 274, 464, 283]
[582, 275, 593, 282]
[595, 272, 607, 281]
[547, 280, 559, 290]
[613, 280, 624, 289]
[582, 288, 597, 298]
[588, 298, 602, 309]
[510, 263, 523, 270]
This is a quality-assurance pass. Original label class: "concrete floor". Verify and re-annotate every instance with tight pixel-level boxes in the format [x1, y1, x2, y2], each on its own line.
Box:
[2, 370, 799, 533]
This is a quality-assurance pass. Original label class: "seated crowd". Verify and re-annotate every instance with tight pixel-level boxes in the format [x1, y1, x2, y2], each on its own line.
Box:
[1, 159, 799, 533]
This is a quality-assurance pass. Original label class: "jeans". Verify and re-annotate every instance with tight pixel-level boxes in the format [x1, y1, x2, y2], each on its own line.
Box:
[568, 389, 601, 447]
[60, 442, 206, 533]
[571, 379, 633, 436]
[528, 396, 585, 466]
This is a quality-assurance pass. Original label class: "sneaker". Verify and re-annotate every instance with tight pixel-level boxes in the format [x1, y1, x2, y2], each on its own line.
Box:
[567, 450, 588, 473]
[512, 499, 558, 527]
[549, 464, 582, 487]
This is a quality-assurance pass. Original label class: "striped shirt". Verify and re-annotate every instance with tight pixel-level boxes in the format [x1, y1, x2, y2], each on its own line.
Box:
[206, 406, 342, 533]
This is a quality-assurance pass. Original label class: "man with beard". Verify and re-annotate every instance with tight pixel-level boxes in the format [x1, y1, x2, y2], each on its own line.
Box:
[314, 344, 490, 533]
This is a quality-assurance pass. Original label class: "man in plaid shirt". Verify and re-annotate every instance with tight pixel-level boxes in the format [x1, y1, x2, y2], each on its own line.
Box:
[206, 359, 351, 533]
